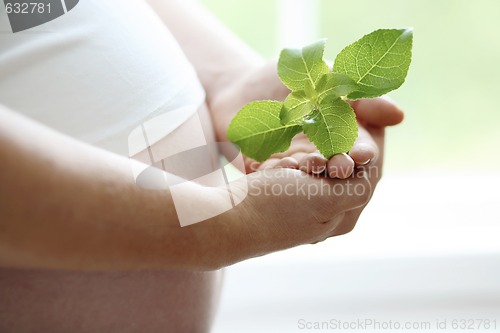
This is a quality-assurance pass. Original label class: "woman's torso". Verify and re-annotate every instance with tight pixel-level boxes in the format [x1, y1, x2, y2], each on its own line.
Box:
[0, 1, 221, 332]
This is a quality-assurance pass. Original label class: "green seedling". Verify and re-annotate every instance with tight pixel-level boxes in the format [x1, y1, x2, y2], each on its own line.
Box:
[228, 28, 413, 162]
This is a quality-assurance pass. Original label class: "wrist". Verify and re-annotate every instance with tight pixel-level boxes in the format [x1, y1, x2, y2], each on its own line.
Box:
[208, 60, 290, 142]
[203, 58, 265, 109]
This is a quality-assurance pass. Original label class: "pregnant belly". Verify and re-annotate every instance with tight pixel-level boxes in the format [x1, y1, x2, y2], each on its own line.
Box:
[0, 268, 223, 333]
[0, 104, 223, 333]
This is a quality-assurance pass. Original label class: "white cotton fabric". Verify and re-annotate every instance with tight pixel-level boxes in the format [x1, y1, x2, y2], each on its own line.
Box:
[0, 0, 205, 156]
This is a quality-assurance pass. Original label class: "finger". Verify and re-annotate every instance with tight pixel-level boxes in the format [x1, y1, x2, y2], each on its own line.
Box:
[326, 184, 372, 237]
[349, 96, 404, 127]
[327, 153, 355, 179]
[326, 128, 385, 238]
[309, 212, 346, 244]
[363, 125, 385, 195]
[321, 170, 372, 216]
[290, 152, 307, 163]
[298, 153, 328, 174]
[329, 207, 363, 237]
[365, 125, 385, 167]
[255, 168, 371, 219]
[310, 177, 372, 220]
[349, 125, 378, 166]
[273, 157, 299, 169]
[244, 157, 261, 173]
[258, 158, 280, 170]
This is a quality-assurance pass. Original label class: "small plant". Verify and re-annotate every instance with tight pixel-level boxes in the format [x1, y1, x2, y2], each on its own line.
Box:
[228, 28, 413, 162]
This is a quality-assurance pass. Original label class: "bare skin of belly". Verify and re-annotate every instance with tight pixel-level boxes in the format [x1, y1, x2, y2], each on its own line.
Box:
[0, 104, 224, 333]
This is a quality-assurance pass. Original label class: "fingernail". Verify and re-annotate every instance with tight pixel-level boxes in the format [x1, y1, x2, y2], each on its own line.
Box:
[311, 165, 327, 174]
[357, 158, 371, 166]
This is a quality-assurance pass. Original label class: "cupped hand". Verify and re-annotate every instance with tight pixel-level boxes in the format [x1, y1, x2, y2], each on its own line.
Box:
[216, 166, 372, 265]
[209, 61, 403, 178]
[201, 61, 405, 266]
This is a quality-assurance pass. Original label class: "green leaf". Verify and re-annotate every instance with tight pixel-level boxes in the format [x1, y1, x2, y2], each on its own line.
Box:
[280, 91, 315, 125]
[229, 29, 413, 163]
[227, 101, 302, 162]
[302, 98, 358, 159]
[303, 80, 317, 100]
[316, 73, 359, 102]
[278, 39, 330, 92]
[332, 28, 413, 99]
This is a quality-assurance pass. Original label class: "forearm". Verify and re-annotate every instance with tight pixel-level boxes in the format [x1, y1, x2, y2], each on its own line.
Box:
[0, 106, 234, 271]
[146, 0, 265, 106]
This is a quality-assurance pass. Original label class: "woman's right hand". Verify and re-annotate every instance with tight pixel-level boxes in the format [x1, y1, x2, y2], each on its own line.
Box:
[194, 166, 372, 269]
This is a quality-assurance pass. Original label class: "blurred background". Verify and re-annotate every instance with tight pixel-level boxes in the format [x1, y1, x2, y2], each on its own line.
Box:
[196, 0, 500, 332]
[199, 0, 500, 173]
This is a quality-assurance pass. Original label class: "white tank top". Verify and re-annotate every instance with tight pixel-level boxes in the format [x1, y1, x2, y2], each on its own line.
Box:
[0, 0, 205, 157]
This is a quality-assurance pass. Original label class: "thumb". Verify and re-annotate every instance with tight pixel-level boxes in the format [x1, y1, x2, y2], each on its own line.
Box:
[349, 96, 404, 127]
